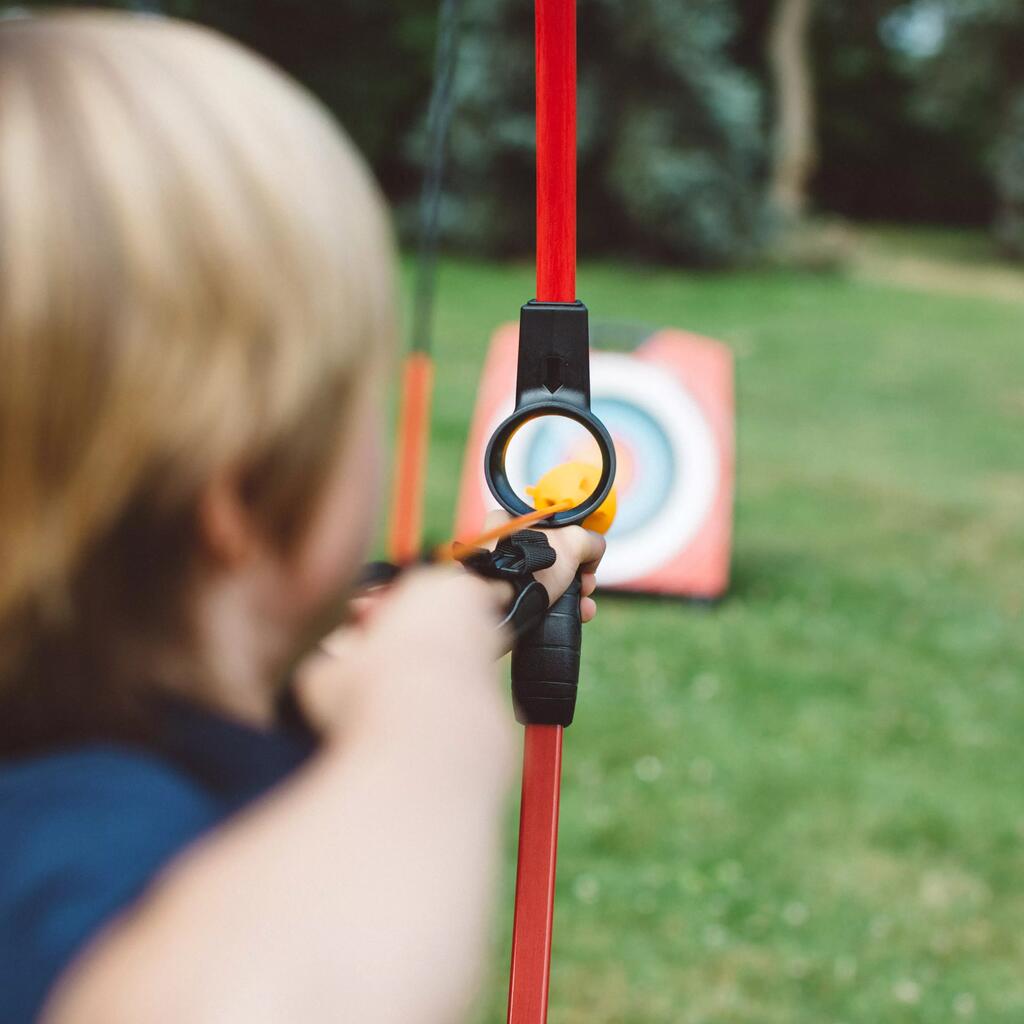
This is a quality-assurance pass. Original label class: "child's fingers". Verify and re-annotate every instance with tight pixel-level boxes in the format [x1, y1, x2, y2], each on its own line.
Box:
[580, 596, 597, 623]
[573, 528, 607, 573]
[581, 572, 597, 598]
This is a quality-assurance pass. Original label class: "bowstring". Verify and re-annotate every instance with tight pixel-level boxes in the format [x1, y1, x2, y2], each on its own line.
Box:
[411, 0, 463, 356]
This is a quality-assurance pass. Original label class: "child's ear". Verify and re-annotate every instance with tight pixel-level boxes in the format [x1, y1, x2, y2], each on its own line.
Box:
[198, 470, 262, 567]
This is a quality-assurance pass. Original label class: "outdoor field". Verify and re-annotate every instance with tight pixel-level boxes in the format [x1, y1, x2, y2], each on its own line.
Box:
[407, 230, 1024, 1023]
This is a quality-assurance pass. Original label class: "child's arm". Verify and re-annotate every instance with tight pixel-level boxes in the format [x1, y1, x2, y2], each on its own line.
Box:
[44, 569, 514, 1024]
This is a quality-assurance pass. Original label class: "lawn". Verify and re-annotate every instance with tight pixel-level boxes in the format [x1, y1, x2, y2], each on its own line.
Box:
[405, 240, 1024, 1023]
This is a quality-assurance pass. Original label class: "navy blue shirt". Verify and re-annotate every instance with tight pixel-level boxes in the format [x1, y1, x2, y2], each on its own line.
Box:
[0, 703, 314, 1023]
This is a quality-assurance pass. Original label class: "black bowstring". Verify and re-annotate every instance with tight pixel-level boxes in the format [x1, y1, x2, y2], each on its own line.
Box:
[411, 0, 463, 356]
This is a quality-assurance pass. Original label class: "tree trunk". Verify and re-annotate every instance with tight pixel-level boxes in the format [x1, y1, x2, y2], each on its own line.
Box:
[768, 0, 817, 219]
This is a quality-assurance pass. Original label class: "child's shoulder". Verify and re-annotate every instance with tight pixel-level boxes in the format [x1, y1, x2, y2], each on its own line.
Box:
[0, 741, 222, 907]
[0, 741, 223, 884]
[1, 741, 218, 806]
[0, 744, 222, 1021]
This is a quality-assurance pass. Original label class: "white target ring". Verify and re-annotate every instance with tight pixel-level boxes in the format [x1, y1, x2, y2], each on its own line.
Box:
[479, 353, 721, 587]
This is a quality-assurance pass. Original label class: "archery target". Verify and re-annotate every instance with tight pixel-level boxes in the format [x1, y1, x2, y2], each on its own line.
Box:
[455, 325, 734, 598]
[495, 355, 719, 586]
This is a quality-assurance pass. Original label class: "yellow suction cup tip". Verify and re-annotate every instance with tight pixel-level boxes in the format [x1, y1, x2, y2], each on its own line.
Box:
[526, 461, 617, 535]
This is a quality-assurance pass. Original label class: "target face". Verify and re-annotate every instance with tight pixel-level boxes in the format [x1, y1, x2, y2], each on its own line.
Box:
[455, 325, 734, 598]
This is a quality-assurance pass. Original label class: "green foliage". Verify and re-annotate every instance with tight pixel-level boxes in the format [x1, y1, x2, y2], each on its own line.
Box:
[444, 0, 766, 266]
[805, 2, 993, 225]
[913, 0, 1024, 258]
[801, 0, 1024, 248]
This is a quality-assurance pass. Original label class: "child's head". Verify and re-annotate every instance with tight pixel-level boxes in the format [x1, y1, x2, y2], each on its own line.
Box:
[0, 12, 396, 746]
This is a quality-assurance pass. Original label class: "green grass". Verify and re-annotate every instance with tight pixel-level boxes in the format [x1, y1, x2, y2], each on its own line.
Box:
[405, 252, 1024, 1023]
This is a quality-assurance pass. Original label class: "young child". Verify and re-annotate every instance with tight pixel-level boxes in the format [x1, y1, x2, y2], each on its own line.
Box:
[0, 12, 605, 1023]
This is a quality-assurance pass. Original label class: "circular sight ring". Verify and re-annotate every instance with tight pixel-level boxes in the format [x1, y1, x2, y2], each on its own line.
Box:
[484, 403, 616, 526]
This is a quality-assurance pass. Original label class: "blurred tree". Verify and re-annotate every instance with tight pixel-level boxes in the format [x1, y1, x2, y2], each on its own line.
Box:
[995, 94, 1024, 257]
[803, 1, 992, 225]
[766, 0, 817, 221]
[737, 0, 1024, 247]
[444, 0, 766, 265]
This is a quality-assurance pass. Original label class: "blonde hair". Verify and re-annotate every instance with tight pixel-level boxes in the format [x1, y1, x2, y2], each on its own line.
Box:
[0, 12, 396, 745]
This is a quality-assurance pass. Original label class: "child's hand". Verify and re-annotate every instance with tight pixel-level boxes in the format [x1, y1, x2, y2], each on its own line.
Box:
[531, 525, 606, 623]
[294, 567, 514, 780]
[479, 512, 607, 623]
[295, 522, 607, 725]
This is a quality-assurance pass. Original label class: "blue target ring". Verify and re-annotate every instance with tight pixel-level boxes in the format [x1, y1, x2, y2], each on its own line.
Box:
[595, 398, 674, 539]
[522, 397, 675, 541]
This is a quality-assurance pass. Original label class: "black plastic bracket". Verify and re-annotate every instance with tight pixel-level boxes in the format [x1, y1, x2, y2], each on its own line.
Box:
[484, 301, 616, 529]
[514, 300, 592, 411]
